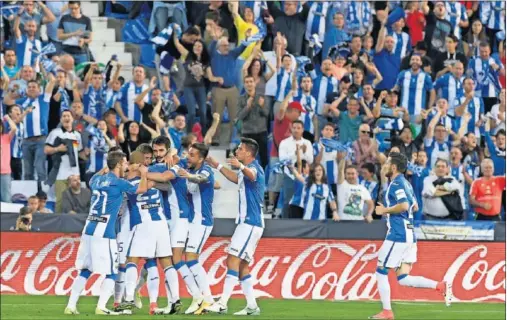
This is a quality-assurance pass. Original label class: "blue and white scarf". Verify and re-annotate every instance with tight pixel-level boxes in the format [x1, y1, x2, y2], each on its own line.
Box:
[151, 23, 182, 47]
[59, 87, 71, 114]
[347, 2, 371, 33]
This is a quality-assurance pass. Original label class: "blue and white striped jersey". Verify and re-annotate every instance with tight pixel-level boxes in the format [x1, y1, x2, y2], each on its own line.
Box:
[237, 160, 266, 227]
[480, 2, 505, 31]
[305, 1, 331, 42]
[149, 161, 191, 220]
[359, 178, 379, 203]
[303, 183, 334, 220]
[84, 173, 138, 239]
[290, 176, 307, 208]
[396, 70, 433, 116]
[467, 56, 503, 98]
[388, 30, 411, 60]
[313, 141, 338, 185]
[452, 96, 484, 137]
[312, 74, 338, 115]
[424, 138, 452, 169]
[383, 174, 417, 243]
[292, 92, 317, 134]
[275, 68, 293, 102]
[83, 85, 106, 120]
[127, 177, 165, 229]
[15, 34, 41, 67]
[16, 94, 50, 138]
[410, 165, 430, 217]
[4, 121, 23, 158]
[118, 81, 148, 122]
[187, 164, 215, 226]
[445, 1, 468, 39]
[87, 135, 109, 173]
[433, 74, 464, 114]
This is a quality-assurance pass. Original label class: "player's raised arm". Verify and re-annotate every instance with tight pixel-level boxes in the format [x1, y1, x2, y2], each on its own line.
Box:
[177, 167, 210, 184]
[227, 156, 257, 182]
[206, 156, 239, 184]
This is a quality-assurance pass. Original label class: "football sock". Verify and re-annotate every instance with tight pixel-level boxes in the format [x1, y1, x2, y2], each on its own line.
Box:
[164, 266, 180, 304]
[376, 268, 392, 311]
[67, 269, 91, 309]
[220, 269, 239, 305]
[240, 275, 258, 309]
[114, 267, 126, 304]
[188, 260, 213, 303]
[174, 261, 201, 298]
[146, 265, 160, 304]
[397, 274, 437, 289]
[125, 262, 138, 301]
[97, 275, 116, 309]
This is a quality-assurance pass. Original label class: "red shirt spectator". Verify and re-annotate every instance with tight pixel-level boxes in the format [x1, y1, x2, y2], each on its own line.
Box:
[270, 101, 304, 158]
[406, 5, 426, 46]
[470, 160, 506, 220]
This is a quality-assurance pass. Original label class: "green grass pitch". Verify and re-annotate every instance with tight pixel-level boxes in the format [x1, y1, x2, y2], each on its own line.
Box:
[0, 295, 504, 320]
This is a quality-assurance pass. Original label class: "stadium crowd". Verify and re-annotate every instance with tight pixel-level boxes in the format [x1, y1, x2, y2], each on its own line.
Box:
[1, 0, 506, 224]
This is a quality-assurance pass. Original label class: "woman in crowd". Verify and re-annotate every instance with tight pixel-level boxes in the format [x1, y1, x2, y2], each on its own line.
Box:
[241, 46, 276, 94]
[118, 121, 158, 159]
[463, 19, 489, 57]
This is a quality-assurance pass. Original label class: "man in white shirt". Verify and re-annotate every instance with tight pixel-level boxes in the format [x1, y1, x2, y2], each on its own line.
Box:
[422, 158, 464, 220]
[44, 110, 84, 213]
[336, 156, 374, 222]
[278, 120, 313, 218]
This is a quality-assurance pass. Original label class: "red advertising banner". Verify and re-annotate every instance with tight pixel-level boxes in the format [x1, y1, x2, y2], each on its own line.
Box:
[1, 233, 505, 302]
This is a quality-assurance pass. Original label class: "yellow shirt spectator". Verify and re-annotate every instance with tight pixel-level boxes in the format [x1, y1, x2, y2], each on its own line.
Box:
[234, 14, 259, 59]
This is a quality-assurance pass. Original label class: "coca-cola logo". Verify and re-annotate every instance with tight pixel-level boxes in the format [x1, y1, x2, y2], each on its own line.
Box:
[1, 233, 505, 302]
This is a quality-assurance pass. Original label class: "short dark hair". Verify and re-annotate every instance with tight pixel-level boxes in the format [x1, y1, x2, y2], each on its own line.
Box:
[28, 195, 38, 202]
[6, 104, 21, 115]
[244, 74, 255, 82]
[435, 158, 449, 167]
[205, 10, 220, 23]
[389, 152, 408, 173]
[446, 34, 459, 43]
[107, 151, 126, 170]
[68, 1, 81, 6]
[27, 79, 39, 86]
[282, 54, 292, 61]
[36, 191, 48, 200]
[92, 70, 102, 76]
[108, 146, 122, 153]
[181, 133, 196, 149]
[496, 129, 506, 137]
[292, 120, 304, 127]
[345, 164, 358, 172]
[479, 41, 490, 48]
[240, 137, 259, 157]
[61, 109, 73, 117]
[185, 25, 201, 37]
[136, 143, 153, 155]
[191, 143, 209, 159]
[152, 136, 171, 150]
[361, 162, 376, 174]
[323, 122, 335, 130]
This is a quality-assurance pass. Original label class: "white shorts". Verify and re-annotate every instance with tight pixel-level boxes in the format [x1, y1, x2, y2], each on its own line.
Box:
[186, 223, 213, 254]
[168, 218, 189, 248]
[227, 224, 263, 263]
[117, 206, 131, 265]
[75, 234, 118, 275]
[127, 220, 172, 258]
[377, 240, 418, 269]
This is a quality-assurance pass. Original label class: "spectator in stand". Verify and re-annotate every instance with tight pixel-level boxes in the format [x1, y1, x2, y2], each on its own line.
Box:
[266, 95, 304, 217]
[0, 116, 17, 203]
[329, 97, 373, 143]
[479, 2, 505, 50]
[26, 195, 39, 213]
[3, 49, 20, 79]
[58, 54, 79, 88]
[49, 70, 79, 132]
[407, 150, 431, 220]
[44, 109, 84, 213]
[86, 119, 116, 182]
[241, 46, 276, 95]
[118, 120, 158, 159]
[373, 19, 400, 92]
[433, 35, 468, 79]
[15, 1, 55, 40]
[422, 158, 464, 220]
[405, 2, 426, 47]
[173, 33, 214, 133]
[292, 75, 317, 141]
[5, 75, 57, 182]
[434, 61, 465, 115]
[454, 78, 484, 138]
[484, 120, 506, 176]
[444, 0, 469, 40]
[57, 1, 93, 65]
[82, 65, 106, 120]
[449, 147, 468, 207]
[313, 122, 339, 194]
[463, 19, 489, 58]
[400, 41, 433, 74]
[46, 1, 69, 54]
[237, 75, 269, 169]
[279, 119, 314, 218]
[394, 55, 436, 120]
[352, 124, 379, 168]
[61, 174, 91, 214]
[336, 156, 374, 222]
[388, 18, 412, 60]
[470, 158, 506, 221]
[13, 11, 42, 68]
[115, 66, 148, 124]
[208, 27, 247, 146]
[422, 1, 453, 59]
[467, 42, 505, 113]
[304, 1, 332, 56]
[5, 105, 25, 180]
[359, 162, 379, 206]
[265, 1, 310, 56]
[35, 191, 53, 213]
[489, 88, 506, 134]
[322, 12, 350, 60]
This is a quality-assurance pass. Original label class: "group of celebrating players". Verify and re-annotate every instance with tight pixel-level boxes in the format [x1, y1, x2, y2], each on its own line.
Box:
[62, 134, 451, 319]
[63, 136, 265, 316]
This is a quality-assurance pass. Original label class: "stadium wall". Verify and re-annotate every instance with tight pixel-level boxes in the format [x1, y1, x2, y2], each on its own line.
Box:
[1, 232, 505, 302]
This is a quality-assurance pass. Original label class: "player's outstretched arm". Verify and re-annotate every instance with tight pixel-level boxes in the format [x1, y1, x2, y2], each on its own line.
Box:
[177, 168, 210, 184]
[206, 156, 239, 184]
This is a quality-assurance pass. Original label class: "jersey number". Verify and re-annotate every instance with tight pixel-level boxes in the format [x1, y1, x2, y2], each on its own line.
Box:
[91, 190, 108, 215]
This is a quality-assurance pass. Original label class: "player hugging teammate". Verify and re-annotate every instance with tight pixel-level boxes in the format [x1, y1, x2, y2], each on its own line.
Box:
[64, 137, 265, 316]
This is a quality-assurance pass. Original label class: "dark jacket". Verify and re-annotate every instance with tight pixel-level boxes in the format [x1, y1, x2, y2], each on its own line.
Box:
[46, 137, 78, 186]
[267, 2, 310, 56]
